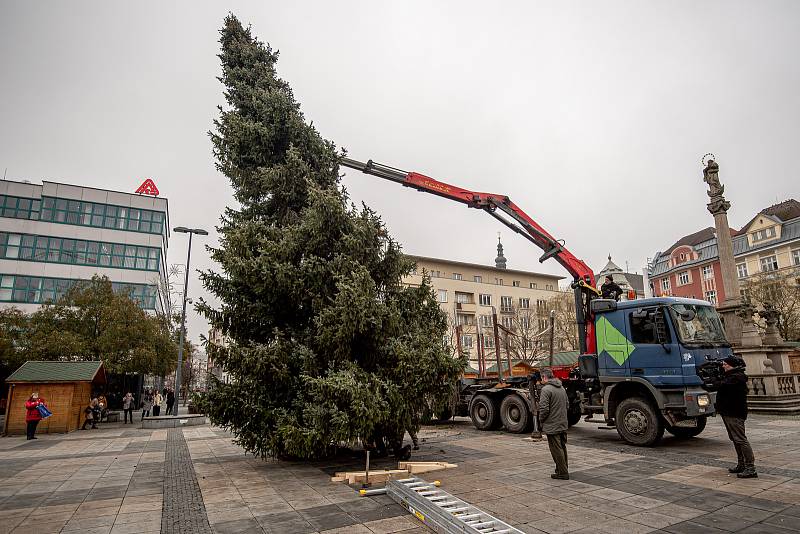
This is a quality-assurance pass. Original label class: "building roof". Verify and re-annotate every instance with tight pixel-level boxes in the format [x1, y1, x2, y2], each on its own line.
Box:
[407, 255, 564, 280]
[532, 351, 580, 367]
[6, 361, 106, 383]
[485, 359, 536, 374]
[595, 256, 645, 294]
[650, 198, 800, 278]
[738, 199, 800, 235]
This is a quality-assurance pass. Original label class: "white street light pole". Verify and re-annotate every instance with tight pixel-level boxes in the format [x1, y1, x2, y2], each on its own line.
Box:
[173, 226, 208, 417]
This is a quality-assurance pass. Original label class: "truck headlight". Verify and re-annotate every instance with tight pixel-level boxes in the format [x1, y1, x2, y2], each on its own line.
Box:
[697, 394, 710, 407]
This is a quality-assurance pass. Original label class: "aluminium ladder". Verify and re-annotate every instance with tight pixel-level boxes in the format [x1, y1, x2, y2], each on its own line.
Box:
[383, 476, 523, 534]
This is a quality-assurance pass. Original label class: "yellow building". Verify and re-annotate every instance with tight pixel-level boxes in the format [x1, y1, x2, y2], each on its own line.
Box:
[404, 240, 563, 373]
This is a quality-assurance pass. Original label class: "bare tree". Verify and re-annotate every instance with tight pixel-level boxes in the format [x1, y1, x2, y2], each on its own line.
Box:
[743, 268, 800, 342]
[537, 290, 579, 353]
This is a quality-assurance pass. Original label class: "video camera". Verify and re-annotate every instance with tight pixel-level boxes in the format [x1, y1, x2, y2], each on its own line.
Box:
[696, 356, 745, 389]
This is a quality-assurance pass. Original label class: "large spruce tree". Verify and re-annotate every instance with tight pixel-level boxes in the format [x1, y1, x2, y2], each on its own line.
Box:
[199, 15, 464, 459]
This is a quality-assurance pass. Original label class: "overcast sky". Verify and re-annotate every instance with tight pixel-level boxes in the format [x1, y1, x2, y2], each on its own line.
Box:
[1, 1, 798, 345]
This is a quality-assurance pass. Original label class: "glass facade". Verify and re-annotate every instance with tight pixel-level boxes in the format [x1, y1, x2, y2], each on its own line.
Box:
[0, 232, 161, 271]
[0, 194, 165, 235]
[0, 274, 158, 310]
[0, 195, 41, 220]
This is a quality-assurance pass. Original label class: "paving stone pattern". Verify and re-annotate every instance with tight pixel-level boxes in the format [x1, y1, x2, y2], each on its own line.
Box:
[2, 416, 800, 532]
[161, 428, 212, 534]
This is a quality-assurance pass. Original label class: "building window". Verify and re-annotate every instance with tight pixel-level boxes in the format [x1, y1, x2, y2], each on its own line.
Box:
[661, 278, 671, 291]
[500, 296, 513, 312]
[760, 255, 779, 272]
[546, 284, 554, 291]
[480, 314, 492, 327]
[0, 232, 161, 272]
[497, 278, 503, 286]
[38, 197, 165, 235]
[536, 299, 546, 311]
[452, 273, 462, 281]
[473, 275, 482, 283]
[678, 271, 689, 285]
[437, 289, 447, 303]
[0, 274, 157, 309]
[455, 292, 472, 304]
[460, 335, 473, 349]
[512, 280, 520, 287]
[519, 298, 530, 309]
[482, 334, 494, 349]
[705, 290, 717, 305]
[479, 294, 491, 306]
[520, 316, 530, 329]
[430, 270, 441, 278]
[793, 249, 800, 266]
[0, 195, 41, 220]
[529, 282, 537, 289]
[736, 263, 748, 279]
[456, 314, 473, 326]
[752, 226, 777, 242]
[701, 265, 713, 280]
[502, 316, 514, 329]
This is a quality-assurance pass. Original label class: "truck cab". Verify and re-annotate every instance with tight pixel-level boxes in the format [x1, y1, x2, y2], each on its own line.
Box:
[579, 296, 732, 445]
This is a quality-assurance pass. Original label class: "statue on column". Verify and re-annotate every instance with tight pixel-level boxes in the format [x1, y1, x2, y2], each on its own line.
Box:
[703, 157, 731, 214]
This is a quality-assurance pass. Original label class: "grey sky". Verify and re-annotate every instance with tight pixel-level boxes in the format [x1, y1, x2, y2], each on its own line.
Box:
[1, 2, 798, 344]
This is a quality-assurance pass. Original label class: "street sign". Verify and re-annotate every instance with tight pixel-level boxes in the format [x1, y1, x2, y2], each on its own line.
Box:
[135, 178, 160, 196]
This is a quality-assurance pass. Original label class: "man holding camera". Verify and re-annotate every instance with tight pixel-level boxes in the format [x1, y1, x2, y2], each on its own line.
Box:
[712, 356, 757, 479]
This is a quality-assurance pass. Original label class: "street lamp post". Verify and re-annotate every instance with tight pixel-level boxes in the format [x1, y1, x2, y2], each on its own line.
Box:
[173, 226, 208, 417]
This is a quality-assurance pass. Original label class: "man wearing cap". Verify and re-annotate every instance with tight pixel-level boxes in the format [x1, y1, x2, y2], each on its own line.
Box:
[600, 275, 624, 301]
[539, 368, 570, 480]
[712, 356, 757, 478]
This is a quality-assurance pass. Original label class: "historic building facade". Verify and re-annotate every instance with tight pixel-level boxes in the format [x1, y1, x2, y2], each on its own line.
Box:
[649, 199, 800, 304]
[0, 178, 169, 313]
[403, 239, 563, 371]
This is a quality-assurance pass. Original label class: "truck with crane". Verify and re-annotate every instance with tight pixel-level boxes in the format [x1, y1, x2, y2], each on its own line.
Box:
[341, 156, 734, 446]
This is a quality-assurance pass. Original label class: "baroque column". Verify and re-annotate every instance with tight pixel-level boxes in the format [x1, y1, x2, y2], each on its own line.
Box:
[702, 158, 743, 344]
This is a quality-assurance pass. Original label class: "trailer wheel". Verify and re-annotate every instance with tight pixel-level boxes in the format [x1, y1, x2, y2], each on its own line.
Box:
[500, 394, 530, 433]
[615, 397, 664, 447]
[470, 394, 499, 430]
[666, 416, 707, 439]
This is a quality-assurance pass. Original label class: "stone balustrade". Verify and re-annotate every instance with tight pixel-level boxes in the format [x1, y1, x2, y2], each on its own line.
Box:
[747, 373, 800, 397]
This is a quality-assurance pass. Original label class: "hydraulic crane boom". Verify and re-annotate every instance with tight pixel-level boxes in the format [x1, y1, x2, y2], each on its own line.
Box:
[340, 156, 600, 356]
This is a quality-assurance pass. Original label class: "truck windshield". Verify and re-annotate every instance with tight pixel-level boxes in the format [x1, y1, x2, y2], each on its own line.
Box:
[669, 304, 729, 346]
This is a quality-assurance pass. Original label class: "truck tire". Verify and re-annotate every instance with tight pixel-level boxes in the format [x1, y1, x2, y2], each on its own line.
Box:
[567, 404, 582, 427]
[470, 394, 499, 430]
[615, 397, 664, 447]
[666, 416, 707, 439]
[500, 394, 530, 433]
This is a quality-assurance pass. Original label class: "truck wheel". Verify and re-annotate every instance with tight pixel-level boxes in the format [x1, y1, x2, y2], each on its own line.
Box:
[567, 404, 582, 427]
[470, 395, 499, 430]
[666, 417, 707, 438]
[615, 397, 664, 447]
[500, 394, 530, 433]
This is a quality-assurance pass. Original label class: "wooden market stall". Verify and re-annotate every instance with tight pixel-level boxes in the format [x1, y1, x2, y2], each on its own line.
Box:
[3, 361, 106, 435]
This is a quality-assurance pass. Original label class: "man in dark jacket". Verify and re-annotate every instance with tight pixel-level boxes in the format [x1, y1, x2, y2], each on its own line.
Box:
[712, 356, 757, 478]
[601, 275, 624, 301]
[539, 368, 569, 479]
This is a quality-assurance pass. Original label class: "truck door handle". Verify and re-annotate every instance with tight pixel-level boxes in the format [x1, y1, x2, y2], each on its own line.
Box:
[632, 368, 644, 375]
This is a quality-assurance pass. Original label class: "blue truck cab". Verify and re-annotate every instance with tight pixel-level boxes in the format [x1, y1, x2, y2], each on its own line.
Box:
[579, 296, 733, 446]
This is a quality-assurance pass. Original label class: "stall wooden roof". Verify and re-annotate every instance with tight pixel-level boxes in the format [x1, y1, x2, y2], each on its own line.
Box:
[6, 361, 106, 384]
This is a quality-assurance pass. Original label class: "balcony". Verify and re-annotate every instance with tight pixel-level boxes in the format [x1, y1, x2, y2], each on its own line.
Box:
[456, 301, 476, 313]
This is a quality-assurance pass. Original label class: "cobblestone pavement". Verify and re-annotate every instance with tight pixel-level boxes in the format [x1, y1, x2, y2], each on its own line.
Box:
[1, 415, 800, 533]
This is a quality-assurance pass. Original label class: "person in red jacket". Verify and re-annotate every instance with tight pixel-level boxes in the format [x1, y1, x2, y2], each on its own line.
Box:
[25, 392, 46, 440]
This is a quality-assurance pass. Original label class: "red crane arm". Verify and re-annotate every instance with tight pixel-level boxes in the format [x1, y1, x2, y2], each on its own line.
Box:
[341, 156, 599, 356]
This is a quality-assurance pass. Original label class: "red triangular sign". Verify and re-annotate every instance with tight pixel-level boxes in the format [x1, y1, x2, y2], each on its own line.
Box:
[135, 178, 159, 196]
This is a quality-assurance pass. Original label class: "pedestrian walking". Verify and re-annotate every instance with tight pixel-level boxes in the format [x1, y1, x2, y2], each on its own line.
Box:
[24, 392, 47, 440]
[81, 398, 97, 430]
[166, 389, 175, 416]
[152, 390, 162, 417]
[122, 392, 135, 424]
[710, 356, 757, 478]
[141, 390, 153, 421]
[539, 368, 570, 480]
